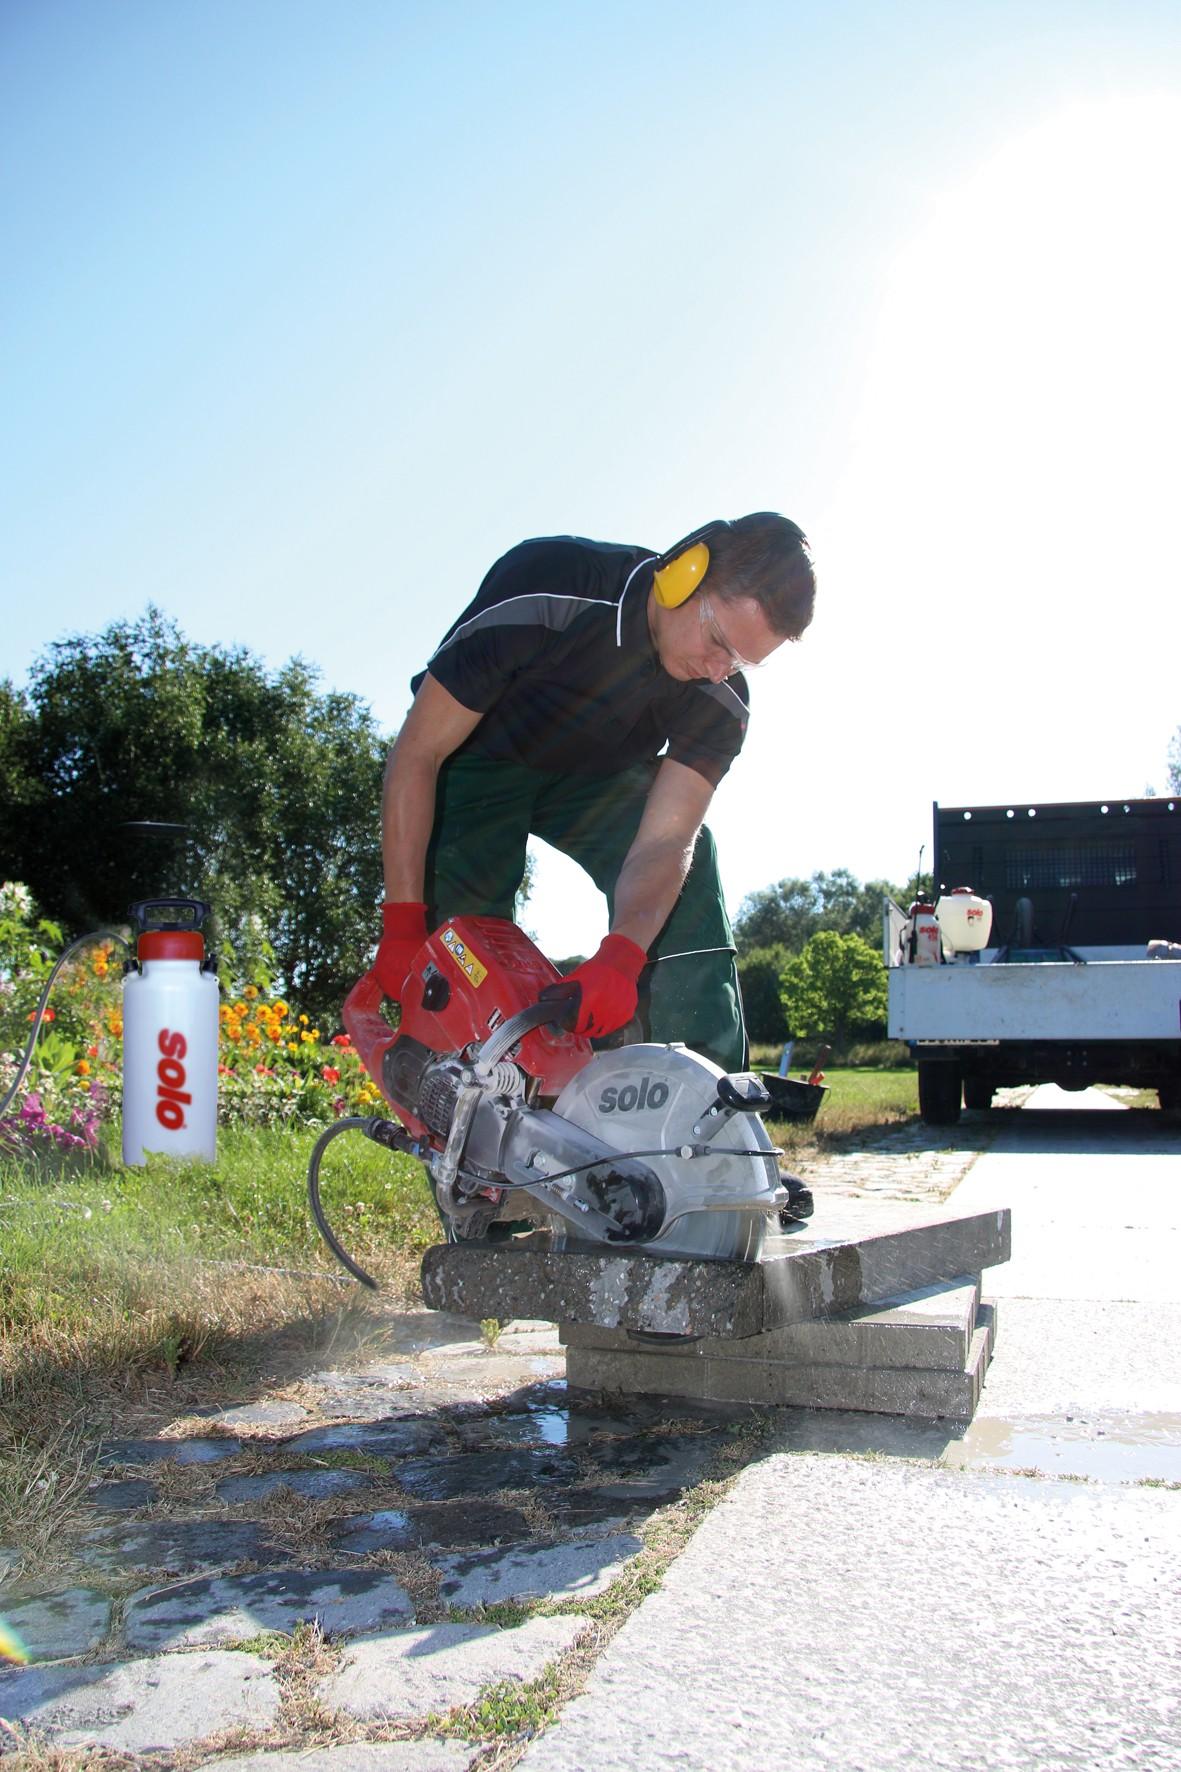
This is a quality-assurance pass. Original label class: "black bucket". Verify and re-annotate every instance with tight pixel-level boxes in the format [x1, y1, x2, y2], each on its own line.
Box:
[759, 1073, 828, 1121]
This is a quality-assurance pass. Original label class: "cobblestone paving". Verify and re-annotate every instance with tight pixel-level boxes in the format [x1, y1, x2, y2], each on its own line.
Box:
[793, 1090, 1033, 1207]
[0, 1112, 1016, 1768]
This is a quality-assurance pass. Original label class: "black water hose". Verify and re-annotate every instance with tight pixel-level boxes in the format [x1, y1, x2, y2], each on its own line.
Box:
[307, 1114, 423, 1291]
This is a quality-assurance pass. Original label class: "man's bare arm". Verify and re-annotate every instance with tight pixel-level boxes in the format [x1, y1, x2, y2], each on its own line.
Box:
[382, 673, 483, 901]
[609, 759, 716, 951]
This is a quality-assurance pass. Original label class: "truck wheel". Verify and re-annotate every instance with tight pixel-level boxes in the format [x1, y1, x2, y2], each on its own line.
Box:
[918, 1061, 962, 1125]
[963, 1076, 994, 1111]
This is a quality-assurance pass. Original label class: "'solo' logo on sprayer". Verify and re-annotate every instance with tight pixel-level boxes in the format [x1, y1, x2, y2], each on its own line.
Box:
[156, 1029, 191, 1130]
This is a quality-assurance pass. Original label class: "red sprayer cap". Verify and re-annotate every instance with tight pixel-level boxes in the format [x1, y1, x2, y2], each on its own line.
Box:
[138, 929, 205, 962]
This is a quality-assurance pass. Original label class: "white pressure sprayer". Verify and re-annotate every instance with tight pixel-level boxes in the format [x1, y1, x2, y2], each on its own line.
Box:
[122, 899, 219, 1166]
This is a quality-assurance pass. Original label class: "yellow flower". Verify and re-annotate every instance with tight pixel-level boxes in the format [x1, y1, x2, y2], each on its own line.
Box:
[233, 1002, 248, 1018]
[227, 1026, 241, 1042]
[299, 1014, 309, 1026]
[310, 1029, 320, 1041]
[274, 1001, 289, 1016]
[288, 1042, 299, 1053]
[243, 985, 259, 1000]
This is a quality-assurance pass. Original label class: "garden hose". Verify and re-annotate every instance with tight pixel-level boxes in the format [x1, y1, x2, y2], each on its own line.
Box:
[306, 1114, 422, 1291]
[0, 929, 130, 1125]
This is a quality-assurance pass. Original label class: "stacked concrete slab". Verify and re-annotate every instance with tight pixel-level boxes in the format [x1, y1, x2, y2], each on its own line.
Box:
[562, 1281, 996, 1420]
[422, 1206, 1010, 1423]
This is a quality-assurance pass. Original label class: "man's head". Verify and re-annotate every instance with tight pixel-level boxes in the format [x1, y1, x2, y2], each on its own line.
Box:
[649, 512, 815, 684]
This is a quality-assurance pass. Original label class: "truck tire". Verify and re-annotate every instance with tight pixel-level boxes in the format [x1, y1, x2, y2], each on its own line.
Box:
[963, 1076, 994, 1111]
[918, 1061, 962, 1125]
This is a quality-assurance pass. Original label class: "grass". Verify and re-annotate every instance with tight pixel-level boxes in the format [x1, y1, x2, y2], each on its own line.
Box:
[0, 1121, 438, 1545]
[748, 1053, 921, 1161]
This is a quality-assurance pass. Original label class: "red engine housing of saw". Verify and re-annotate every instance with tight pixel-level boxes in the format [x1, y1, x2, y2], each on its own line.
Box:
[342, 916, 593, 1145]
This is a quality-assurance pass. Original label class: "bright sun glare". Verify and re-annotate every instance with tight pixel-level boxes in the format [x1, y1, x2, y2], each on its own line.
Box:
[837, 94, 1181, 625]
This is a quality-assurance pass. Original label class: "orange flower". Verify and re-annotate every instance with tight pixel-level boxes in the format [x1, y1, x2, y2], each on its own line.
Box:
[75, 1060, 90, 1076]
[321, 1065, 341, 1084]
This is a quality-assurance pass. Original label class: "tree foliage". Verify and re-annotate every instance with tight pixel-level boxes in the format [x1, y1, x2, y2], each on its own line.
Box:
[780, 930, 888, 1046]
[736, 944, 791, 1043]
[2, 609, 390, 1022]
[734, 868, 910, 956]
[1168, 726, 1181, 794]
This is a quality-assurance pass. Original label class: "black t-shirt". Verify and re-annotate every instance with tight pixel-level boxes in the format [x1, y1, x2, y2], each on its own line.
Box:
[412, 536, 750, 786]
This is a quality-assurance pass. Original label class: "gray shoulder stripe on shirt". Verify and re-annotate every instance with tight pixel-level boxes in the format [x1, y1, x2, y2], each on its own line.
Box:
[429, 593, 616, 663]
[697, 677, 750, 719]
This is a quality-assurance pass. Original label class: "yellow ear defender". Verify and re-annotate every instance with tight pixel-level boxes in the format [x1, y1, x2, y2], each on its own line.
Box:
[651, 520, 731, 608]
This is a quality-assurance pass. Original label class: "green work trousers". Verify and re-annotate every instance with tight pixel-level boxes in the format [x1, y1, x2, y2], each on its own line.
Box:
[423, 755, 746, 1072]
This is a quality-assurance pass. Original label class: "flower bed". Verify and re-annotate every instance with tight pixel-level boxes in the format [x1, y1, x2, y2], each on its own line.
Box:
[0, 884, 387, 1159]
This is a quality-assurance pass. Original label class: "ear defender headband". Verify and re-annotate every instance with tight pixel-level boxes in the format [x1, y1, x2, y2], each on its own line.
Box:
[652, 519, 733, 608]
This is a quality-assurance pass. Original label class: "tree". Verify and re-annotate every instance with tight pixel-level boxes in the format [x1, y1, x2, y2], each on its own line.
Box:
[780, 930, 888, 1048]
[734, 868, 908, 956]
[1169, 727, 1181, 793]
[3, 609, 390, 1023]
[736, 944, 791, 1043]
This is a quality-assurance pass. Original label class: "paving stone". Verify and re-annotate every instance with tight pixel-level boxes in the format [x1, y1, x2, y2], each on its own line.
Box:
[321, 1616, 586, 1721]
[580, 1432, 723, 1499]
[0, 1649, 280, 1752]
[78, 1517, 273, 1575]
[280, 1419, 446, 1457]
[329, 1499, 532, 1554]
[100, 1435, 243, 1468]
[206, 1745, 477, 1772]
[324, 1508, 420, 1554]
[395, 1447, 582, 1501]
[205, 1401, 310, 1429]
[123, 1566, 414, 1650]
[434, 1532, 643, 1608]
[215, 1467, 376, 1504]
[0, 1587, 111, 1661]
[85, 1478, 157, 1512]
[309, 1364, 421, 1390]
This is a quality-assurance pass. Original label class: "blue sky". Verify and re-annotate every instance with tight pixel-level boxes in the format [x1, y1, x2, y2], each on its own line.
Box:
[4, 1, 1179, 956]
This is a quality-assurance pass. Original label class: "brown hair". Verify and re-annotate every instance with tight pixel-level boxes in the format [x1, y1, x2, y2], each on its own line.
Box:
[709, 512, 815, 639]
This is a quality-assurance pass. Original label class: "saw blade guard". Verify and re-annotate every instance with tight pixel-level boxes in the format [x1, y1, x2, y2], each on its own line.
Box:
[549, 1043, 782, 1261]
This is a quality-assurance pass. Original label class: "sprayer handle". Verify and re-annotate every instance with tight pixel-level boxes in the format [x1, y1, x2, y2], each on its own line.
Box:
[127, 897, 211, 932]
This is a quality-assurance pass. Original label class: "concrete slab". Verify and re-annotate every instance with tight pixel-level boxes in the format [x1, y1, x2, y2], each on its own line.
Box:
[566, 1308, 995, 1421]
[563, 1275, 984, 1372]
[434, 1532, 643, 1608]
[421, 1209, 1009, 1339]
[321, 1617, 586, 1722]
[517, 1452, 1181, 1772]
[0, 1649, 280, 1753]
[206, 1746, 477, 1772]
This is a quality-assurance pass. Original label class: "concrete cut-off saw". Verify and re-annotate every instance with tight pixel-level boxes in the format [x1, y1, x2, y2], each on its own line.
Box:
[308, 915, 788, 1287]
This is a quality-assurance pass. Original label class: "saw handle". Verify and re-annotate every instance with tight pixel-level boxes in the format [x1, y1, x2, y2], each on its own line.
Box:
[537, 978, 582, 1032]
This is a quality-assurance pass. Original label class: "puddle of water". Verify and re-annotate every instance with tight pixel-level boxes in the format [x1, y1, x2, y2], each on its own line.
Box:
[947, 1412, 1181, 1483]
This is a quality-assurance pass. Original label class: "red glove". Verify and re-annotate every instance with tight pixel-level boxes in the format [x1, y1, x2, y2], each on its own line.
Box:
[564, 934, 648, 1038]
[374, 901, 428, 1003]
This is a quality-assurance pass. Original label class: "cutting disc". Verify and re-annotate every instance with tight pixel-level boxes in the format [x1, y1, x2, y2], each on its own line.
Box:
[548, 1043, 779, 1260]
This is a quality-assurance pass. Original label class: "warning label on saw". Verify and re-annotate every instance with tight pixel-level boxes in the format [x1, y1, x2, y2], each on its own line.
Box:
[439, 925, 488, 987]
